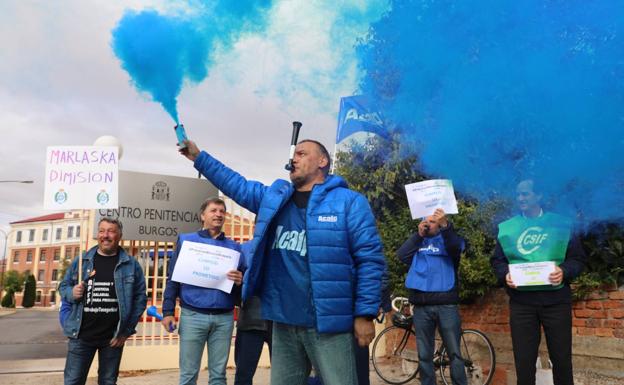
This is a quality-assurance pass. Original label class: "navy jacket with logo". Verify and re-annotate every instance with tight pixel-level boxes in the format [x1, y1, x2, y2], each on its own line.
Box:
[397, 223, 466, 306]
[193, 151, 386, 333]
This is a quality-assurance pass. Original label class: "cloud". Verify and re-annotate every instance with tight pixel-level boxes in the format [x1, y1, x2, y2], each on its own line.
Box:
[0, 0, 388, 227]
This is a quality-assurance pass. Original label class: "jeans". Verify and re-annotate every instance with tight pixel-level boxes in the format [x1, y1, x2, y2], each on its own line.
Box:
[178, 308, 235, 385]
[510, 301, 573, 385]
[64, 338, 123, 385]
[234, 327, 273, 385]
[413, 304, 466, 385]
[270, 323, 357, 385]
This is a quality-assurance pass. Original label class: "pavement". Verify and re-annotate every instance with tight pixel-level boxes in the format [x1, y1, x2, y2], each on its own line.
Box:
[0, 367, 270, 385]
[0, 365, 394, 385]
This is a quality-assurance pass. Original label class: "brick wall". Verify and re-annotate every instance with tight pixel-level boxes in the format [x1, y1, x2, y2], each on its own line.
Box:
[459, 287, 624, 384]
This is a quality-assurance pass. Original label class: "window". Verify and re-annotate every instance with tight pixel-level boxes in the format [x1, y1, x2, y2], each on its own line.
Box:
[76, 225, 81, 238]
[16, 231, 22, 243]
[55, 228, 62, 240]
[66, 248, 72, 259]
[35, 291, 42, 303]
[27, 250, 33, 262]
[12, 251, 19, 263]
[40, 250, 47, 261]
[42, 229, 48, 241]
[37, 269, 45, 281]
[49, 290, 56, 304]
[75, 247, 80, 257]
[54, 249, 60, 261]
[68, 226, 74, 238]
[51, 269, 59, 281]
[28, 229, 35, 242]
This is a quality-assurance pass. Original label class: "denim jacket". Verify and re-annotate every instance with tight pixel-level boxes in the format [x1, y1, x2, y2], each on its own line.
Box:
[58, 245, 147, 339]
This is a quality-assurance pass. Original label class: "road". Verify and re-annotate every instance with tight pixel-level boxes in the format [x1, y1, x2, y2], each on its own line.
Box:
[0, 308, 67, 360]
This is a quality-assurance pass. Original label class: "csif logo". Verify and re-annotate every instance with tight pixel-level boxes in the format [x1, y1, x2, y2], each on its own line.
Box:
[516, 226, 549, 255]
[344, 108, 383, 127]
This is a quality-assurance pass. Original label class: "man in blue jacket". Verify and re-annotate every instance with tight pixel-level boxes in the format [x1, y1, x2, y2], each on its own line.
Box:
[161, 197, 244, 385]
[59, 218, 147, 385]
[180, 139, 385, 385]
[397, 209, 467, 385]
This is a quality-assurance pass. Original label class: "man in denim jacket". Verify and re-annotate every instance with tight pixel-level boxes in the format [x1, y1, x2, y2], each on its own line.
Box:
[59, 218, 147, 385]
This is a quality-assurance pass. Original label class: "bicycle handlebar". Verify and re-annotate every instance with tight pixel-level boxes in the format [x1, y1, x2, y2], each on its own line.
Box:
[391, 296, 410, 313]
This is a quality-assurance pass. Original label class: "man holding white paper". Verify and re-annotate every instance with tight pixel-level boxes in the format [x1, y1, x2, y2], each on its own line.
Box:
[490, 179, 586, 385]
[162, 197, 244, 385]
[397, 208, 468, 385]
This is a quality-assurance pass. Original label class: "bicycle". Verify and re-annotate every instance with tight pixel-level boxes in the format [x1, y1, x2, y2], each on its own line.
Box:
[371, 297, 496, 385]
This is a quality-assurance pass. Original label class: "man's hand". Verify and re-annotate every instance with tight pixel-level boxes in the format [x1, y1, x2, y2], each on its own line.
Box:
[72, 283, 85, 300]
[432, 208, 448, 228]
[549, 266, 564, 285]
[354, 317, 375, 347]
[110, 335, 128, 348]
[161, 316, 177, 333]
[417, 220, 428, 237]
[179, 140, 200, 161]
[505, 273, 517, 289]
[227, 270, 243, 286]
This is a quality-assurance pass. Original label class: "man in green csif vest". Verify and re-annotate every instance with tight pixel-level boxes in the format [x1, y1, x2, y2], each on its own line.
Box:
[491, 179, 587, 385]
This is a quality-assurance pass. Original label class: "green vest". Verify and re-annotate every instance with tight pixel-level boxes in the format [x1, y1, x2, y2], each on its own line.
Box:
[497, 212, 571, 291]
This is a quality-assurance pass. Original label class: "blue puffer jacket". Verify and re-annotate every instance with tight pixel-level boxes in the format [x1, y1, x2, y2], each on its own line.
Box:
[58, 246, 147, 339]
[194, 151, 386, 333]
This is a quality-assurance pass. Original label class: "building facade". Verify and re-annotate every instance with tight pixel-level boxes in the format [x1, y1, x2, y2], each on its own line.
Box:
[5, 211, 84, 307]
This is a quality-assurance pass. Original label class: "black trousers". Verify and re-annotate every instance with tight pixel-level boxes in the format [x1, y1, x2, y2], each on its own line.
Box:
[510, 301, 573, 385]
[354, 342, 370, 385]
[234, 327, 273, 385]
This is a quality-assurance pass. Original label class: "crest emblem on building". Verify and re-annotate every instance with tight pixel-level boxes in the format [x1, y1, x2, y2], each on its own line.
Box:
[152, 181, 170, 201]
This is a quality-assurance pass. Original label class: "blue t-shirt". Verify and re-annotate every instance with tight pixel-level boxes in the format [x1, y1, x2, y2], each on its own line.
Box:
[261, 199, 315, 327]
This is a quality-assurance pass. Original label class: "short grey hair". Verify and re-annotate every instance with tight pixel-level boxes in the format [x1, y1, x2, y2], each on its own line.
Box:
[98, 217, 123, 233]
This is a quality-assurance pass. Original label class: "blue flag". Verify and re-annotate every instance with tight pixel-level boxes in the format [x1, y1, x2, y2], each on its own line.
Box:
[335, 95, 389, 143]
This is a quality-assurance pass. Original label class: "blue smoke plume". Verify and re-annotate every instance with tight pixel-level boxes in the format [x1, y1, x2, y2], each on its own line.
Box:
[111, 1, 272, 123]
[356, 1, 624, 223]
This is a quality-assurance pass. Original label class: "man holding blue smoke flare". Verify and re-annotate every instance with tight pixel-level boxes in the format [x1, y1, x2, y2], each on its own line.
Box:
[179, 138, 386, 385]
[491, 179, 587, 385]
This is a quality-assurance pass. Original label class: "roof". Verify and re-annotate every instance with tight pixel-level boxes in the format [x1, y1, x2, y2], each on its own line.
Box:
[10, 213, 66, 225]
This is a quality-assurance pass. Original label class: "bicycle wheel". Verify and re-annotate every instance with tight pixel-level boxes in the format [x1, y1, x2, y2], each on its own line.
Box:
[439, 329, 496, 385]
[371, 325, 420, 384]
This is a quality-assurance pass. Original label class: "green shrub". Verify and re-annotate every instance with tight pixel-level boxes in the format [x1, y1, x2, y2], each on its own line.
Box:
[1, 289, 15, 308]
[336, 136, 503, 301]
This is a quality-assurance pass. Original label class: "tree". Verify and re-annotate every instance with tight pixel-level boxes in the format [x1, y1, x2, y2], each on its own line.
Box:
[336, 135, 502, 301]
[1, 271, 25, 308]
[1, 289, 15, 308]
[22, 274, 36, 308]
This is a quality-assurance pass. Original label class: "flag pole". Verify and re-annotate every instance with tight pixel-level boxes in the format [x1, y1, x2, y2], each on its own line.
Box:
[330, 141, 338, 175]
